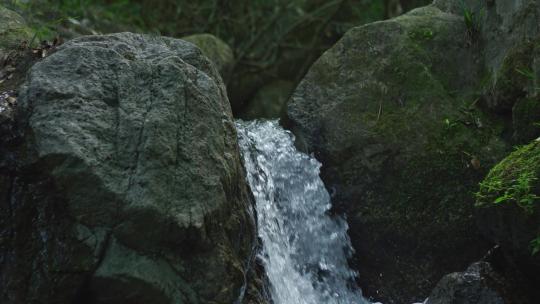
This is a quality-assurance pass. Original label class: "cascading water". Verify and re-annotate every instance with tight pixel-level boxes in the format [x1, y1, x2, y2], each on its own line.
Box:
[236, 120, 371, 304]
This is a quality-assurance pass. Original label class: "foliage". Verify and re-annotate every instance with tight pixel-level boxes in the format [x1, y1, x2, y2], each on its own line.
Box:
[3, 0, 146, 41]
[476, 142, 540, 255]
[459, 0, 485, 41]
[3, 0, 383, 60]
[515, 67, 536, 80]
[1, 0, 431, 106]
[532, 236, 540, 255]
[477, 142, 540, 212]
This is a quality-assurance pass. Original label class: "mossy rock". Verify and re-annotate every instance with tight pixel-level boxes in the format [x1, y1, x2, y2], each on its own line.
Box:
[482, 37, 540, 113]
[475, 140, 540, 299]
[182, 33, 234, 82]
[0, 6, 32, 52]
[476, 141, 540, 257]
[286, 4, 508, 303]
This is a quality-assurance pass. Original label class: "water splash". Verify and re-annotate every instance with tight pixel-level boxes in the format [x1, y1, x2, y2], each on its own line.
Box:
[236, 120, 370, 304]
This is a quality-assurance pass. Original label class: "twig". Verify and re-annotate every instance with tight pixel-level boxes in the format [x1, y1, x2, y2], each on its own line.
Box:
[377, 100, 383, 122]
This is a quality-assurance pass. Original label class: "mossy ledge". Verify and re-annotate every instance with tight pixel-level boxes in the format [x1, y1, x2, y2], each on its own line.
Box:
[476, 140, 540, 254]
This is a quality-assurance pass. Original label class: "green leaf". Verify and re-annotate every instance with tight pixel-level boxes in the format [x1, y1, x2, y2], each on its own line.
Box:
[515, 67, 535, 80]
[494, 195, 508, 204]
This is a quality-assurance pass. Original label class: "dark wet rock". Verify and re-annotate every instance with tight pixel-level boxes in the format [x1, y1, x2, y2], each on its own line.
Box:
[435, 0, 540, 143]
[0, 32, 257, 304]
[284, 0, 540, 302]
[427, 262, 506, 304]
[287, 4, 507, 302]
[476, 140, 540, 302]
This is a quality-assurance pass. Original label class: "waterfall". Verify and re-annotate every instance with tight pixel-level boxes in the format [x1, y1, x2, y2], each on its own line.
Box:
[236, 120, 370, 304]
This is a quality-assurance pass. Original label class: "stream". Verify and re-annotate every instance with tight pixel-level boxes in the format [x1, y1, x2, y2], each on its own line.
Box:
[236, 120, 371, 304]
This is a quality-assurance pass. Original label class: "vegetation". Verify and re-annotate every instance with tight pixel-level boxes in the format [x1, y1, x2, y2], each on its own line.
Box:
[1, 0, 431, 108]
[3, 0, 387, 69]
[477, 142, 540, 211]
[476, 141, 540, 255]
[460, 0, 485, 42]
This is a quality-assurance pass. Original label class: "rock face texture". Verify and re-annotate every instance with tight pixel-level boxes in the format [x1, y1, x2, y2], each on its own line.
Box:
[286, 0, 539, 302]
[434, 0, 540, 143]
[0, 33, 256, 304]
[426, 262, 506, 304]
[182, 33, 234, 83]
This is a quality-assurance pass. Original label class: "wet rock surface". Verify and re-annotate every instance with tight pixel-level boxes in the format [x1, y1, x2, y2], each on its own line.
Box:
[286, 0, 539, 302]
[0, 32, 257, 304]
[427, 262, 506, 304]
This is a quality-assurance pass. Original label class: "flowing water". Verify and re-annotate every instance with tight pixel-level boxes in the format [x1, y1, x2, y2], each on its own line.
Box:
[236, 120, 370, 304]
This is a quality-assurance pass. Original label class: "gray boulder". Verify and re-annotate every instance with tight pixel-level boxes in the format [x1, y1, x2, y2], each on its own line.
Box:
[286, 0, 540, 302]
[0, 32, 256, 304]
[427, 262, 506, 304]
[435, 0, 540, 142]
[286, 4, 506, 302]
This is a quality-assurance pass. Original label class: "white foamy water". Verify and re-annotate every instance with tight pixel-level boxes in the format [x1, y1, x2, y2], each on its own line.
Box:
[236, 120, 370, 304]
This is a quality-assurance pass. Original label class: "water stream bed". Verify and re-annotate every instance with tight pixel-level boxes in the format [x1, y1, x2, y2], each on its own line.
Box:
[236, 120, 371, 304]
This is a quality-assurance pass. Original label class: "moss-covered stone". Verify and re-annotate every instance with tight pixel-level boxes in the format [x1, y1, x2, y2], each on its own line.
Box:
[286, 4, 510, 303]
[0, 6, 32, 52]
[482, 38, 540, 113]
[183, 33, 234, 82]
[477, 141, 540, 241]
[475, 141, 540, 299]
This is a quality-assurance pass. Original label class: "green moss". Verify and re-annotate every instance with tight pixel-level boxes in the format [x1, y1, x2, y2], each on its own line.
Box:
[182, 33, 234, 80]
[476, 141, 540, 255]
[361, 43, 507, 259]
[408, 27, 434, 40]
[477, 141, 540, 212]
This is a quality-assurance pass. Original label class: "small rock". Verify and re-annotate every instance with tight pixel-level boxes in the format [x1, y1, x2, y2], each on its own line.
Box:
[426, 262, 505, 304]
[182, 33, 234, 82]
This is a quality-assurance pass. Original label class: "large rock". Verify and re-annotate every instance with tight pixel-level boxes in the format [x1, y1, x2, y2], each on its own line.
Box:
[0, 5, 31, 53]
[476, 140, 540, 301]
[182, 33, 234, 83]
[434, 0, 540, 143]
[426, 262, 506, 304]
[0, 33, 257, 304]
[286, 3, 515, 303]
